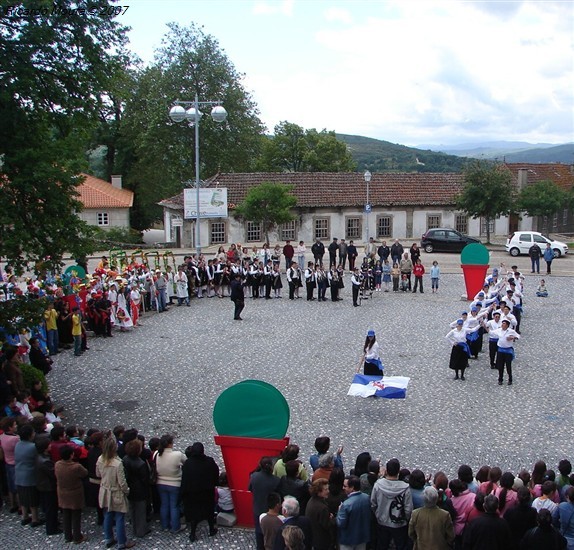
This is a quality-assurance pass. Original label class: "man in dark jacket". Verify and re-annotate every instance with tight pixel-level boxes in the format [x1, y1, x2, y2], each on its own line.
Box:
[274, 496, 312, 550]
[462, 494, 511, 549]
[378, 241, 390, 263]
[390, 240, 404, 266]
[29, 338, 53, 374]
[337, 475, 371, 548]
[327, 238, 339, 267]
[311, 239, 325, 265]
[180, 442, 219, 543]
[230, 274, 245, 320]
[528, 243, 542, 274]
[503, 486, 538, 550]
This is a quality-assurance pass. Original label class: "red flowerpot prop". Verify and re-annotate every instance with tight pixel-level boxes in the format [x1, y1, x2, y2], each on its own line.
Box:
[214, 435, 289, 526]
[461, 264, 489, 300]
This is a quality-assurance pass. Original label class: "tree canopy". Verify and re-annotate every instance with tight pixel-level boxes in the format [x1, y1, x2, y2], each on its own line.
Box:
[517, 179, 572, 219]
[0, 0, 128, 272]
[456, 160, 515, 243]
[257, 121, 356, 172]
[112, 22, 264, 229]
[234, 182, 297, 244]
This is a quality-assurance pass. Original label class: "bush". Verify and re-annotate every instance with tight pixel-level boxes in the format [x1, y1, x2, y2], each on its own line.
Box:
[93, 227, 143, 247]
[21, 363, 49, 394]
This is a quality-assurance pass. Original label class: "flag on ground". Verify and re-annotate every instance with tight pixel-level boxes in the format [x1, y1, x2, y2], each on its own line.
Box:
[348, 374, 410, 399]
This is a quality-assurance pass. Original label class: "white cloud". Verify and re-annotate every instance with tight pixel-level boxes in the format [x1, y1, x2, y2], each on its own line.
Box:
[324, 7, 353, 24]
[252, 0, 294, 16]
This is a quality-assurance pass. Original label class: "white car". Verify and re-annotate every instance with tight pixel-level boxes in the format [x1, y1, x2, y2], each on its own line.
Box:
[505, 231, 569, 258]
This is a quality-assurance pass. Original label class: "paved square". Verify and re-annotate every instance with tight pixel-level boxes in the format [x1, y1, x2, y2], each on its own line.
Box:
[3, 263, 573, 548]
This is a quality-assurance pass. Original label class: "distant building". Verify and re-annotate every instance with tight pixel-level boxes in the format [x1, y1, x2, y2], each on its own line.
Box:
[504, 163, 574, 235]
[77, 173, 134, 230]
[158, 165, 574, 248]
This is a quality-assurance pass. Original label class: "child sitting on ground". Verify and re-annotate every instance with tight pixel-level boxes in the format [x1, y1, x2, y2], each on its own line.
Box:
[216, 471, 234, 513]
[399, 274, 410, 292]
[536, 279, 548, 297]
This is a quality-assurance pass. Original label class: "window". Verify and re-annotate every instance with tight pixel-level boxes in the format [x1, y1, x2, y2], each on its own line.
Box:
[314, 218, 330, 240]
[97, 212, 109, 226]
[280, 220, 296, 241]
[246, 221, 261, 242]
[210, 221, 226, 244]
[553, 213, 558, 229]
[518, 233, 532, 243]
[455, 214, 468, 234]
[345, 217, 361, 240]
[377, 216, 392, 238]
[427, 215, 441, 230]
[480, 217, 495, 236]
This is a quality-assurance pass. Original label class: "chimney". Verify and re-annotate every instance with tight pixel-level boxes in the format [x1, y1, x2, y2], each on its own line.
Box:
[111, 175, 122, 189]
[517, 169, 528, 190]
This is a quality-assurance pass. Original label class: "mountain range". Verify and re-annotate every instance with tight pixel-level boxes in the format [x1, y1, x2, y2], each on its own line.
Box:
[337, 134, 574, 172]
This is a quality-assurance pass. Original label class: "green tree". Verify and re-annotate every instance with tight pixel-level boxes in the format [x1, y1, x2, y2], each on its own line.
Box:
[0, 0, 128, 272]
[257, 121, 356, 172]
[234, 182, 297, 244]
[115, 23, 264, 230]
[456, 160, 515, 243]
[517, 179, 571, 222]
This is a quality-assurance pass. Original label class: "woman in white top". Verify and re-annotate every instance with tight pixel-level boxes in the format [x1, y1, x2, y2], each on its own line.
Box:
[155, 434, 186, 533]
[445, 320, 480, 381]
[361, 329, 384, 375]
[296, 241, 306, 270]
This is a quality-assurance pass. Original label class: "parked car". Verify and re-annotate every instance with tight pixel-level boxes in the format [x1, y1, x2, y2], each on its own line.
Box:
[420, 228, 480, 253]
[505, 231, 569, 258]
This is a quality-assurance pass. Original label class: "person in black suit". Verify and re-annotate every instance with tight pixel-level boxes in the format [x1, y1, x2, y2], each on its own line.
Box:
[230, 273, 245, 320]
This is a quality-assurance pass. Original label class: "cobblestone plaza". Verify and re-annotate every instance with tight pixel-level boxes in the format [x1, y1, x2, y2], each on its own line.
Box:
[2, 252, 573, 548]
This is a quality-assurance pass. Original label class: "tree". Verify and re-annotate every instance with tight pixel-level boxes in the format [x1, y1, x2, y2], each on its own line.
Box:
[0, 0, 128, 272]
[456, 160, 515, 243]
[115, 23, 264, 229]
[234, 182, 297, 244]
[257, 121, 356, 172]
[517, 179, 571, 228]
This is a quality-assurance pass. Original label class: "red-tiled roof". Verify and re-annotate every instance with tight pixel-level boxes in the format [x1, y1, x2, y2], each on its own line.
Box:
[78, 173, 134, 208]
[159, 172, 466, 209]
[503, 163, 574, 191]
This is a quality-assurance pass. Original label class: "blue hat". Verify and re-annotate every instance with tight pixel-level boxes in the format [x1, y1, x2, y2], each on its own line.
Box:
[471, 306, 478, 312]
[367, 329, 375, 337]
[478, 292, 485, 296]
[456, 319, 464, 325]
[461, 311, 468, 316]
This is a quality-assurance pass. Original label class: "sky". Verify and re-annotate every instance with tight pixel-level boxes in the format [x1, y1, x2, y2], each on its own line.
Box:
[121, 0, 574, 147]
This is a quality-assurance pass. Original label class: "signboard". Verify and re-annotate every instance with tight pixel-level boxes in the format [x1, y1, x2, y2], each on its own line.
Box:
[171, 217, 183, 227]
[365, 204, 372, 214]
[184, 188, 228, 219]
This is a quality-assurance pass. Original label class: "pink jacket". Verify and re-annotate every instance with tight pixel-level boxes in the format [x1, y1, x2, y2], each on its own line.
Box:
[451, 489, 475, 536]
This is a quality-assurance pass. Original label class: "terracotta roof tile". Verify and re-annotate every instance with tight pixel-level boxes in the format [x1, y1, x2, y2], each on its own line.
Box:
[78, 173, 134, 208]
[503, 163, 574, 191]
[159, 172, 466, 209]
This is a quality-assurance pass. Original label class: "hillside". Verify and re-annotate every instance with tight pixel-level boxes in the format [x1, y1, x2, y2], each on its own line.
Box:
[431, 142, 573, 163]
[501, 143, 574, 163]
[336, 133, 467, 172]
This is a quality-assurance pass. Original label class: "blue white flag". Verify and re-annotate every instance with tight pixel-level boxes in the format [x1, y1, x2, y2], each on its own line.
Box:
[348, 374, 410, 399]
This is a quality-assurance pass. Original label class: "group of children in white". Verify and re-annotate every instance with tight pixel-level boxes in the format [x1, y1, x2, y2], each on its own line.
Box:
[445, 264, 545, 385]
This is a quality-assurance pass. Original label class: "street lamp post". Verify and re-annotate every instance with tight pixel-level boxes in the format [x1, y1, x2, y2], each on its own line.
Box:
[169, 94, 227, 257]
[364, 170, 372, 245]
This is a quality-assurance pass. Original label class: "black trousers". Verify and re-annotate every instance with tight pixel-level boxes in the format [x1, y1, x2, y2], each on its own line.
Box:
[489, 340, 498, 367]
[352, 284, 360, 305]
[496, 351, 513, 382]
[232, 299, 244, 319]
[413, 276, 423, 292]
[62, 508, 82, 542]
[39, 490, 59, 534]
[306, 282, 315, 300]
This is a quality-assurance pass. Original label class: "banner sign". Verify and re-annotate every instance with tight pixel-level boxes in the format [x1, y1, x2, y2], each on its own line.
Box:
[184, 188, 228, 219]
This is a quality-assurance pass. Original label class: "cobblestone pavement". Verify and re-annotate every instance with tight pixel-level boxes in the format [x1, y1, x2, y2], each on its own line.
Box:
[2, 254, 574, 548]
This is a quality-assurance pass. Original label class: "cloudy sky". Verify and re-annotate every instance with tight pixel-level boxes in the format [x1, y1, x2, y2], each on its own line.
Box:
[122, 0, 573, 147]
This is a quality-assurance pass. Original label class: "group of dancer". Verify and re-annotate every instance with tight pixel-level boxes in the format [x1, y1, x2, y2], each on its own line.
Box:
[445, 264, 525, 385]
